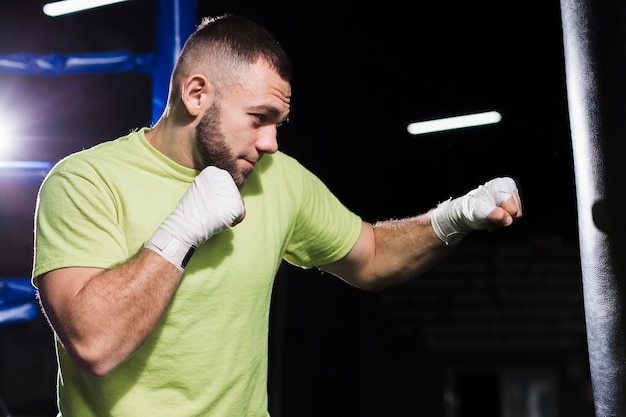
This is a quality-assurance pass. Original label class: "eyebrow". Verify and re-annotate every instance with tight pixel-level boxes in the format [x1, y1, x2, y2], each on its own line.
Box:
[250, 103, 290, 123]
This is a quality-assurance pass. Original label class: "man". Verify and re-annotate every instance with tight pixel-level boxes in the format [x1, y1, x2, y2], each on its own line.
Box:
[32, 14, 522, 417]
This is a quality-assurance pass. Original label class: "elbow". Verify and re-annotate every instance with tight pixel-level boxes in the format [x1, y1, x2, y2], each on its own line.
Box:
[63, 338, 122, 377]
[345, 277, 388, 292]
[332, 271, 389, 292]
[79, 359, 118, 378]
[74, 352, 119, 378]
[320, 266, 389, 292]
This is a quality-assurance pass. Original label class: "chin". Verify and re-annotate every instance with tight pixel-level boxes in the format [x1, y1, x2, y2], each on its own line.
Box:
[236, 173, 251, 188]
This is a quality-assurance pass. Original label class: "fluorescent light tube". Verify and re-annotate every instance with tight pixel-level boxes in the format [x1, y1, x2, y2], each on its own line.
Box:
[407, 111, 502, 135]
[43, 0, 130, 17]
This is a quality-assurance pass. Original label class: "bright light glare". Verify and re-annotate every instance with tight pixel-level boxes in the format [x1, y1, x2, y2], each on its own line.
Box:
[407, 111, 502, 135]
[0, 114, 19, 157]
[43, 0, 130, 17]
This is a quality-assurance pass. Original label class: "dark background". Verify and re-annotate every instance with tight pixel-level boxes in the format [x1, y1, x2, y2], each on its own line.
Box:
[0, 1, 590, 416]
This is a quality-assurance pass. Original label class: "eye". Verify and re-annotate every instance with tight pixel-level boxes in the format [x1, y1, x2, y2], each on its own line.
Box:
[276, 117, 290, 128]
[252, 114, 267, 125]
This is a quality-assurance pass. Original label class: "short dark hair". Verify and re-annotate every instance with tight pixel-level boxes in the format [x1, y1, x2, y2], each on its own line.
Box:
[172, 14, 292, 92]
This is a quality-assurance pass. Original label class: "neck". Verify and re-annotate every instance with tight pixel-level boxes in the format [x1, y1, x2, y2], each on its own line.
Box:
[145, 121, 199, 169]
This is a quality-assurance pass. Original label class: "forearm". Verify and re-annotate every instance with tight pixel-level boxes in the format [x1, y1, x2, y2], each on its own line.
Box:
[38, 248, 182, 377]
[38, 166, 244, 377]
[323, 177, 522, 291]
[322, 213, 450, 291]
[368, 211, 450, 287]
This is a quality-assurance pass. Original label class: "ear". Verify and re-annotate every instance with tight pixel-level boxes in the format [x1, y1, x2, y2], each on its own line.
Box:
[181, 74, 215, 117]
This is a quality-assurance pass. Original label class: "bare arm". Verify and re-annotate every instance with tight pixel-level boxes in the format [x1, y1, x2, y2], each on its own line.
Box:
[37, 249, 182, 377]
[321, 212, 449, 291]
[36, 166, 245, 377]
[322, 179, 523, 290]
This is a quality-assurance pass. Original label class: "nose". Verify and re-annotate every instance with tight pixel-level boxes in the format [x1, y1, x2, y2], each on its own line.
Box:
[256, 125, 279, 154]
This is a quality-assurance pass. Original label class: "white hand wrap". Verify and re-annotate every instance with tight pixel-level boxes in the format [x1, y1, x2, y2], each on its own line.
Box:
[431, 177, 517, 245]
[146, 166, 245, 271]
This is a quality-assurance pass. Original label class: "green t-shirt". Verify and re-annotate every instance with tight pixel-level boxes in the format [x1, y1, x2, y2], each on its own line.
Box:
[33, 128, 363, 417]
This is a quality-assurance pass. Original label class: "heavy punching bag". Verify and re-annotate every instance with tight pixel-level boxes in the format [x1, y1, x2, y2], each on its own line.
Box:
[560, 1, 626, 415]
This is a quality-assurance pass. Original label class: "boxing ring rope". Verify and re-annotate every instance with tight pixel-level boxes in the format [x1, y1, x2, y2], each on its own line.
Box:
[0, 0, 197, 322]
[0, 6, 196, 413]
[0, 0, 197, 125]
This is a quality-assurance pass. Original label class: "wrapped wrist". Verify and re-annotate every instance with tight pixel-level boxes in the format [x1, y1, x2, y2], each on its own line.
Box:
[431, 177, 519, 245]
[145, 228, 196, 271]
[431, 198, 471, 246]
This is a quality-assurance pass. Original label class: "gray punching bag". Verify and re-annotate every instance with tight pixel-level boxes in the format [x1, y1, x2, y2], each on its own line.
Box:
[561, 1, 626, 415]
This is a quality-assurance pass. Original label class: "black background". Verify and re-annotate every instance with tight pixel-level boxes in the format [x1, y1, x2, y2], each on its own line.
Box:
[0, 1, 590, 416]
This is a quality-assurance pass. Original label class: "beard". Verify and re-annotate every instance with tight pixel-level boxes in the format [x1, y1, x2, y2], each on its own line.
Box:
[195, 103, 250, 188]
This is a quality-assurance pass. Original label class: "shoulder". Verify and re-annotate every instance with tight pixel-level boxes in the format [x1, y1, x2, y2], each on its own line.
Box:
[46, 130, 143, 178]
[255, 151, 320, 183]
[257, 150, 303, 170]
[243, 151, 323, 197]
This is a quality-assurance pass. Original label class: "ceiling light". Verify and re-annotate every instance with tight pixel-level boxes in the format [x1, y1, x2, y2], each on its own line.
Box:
[43, 0, 130, 17]
[407, 111, 502, 136]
